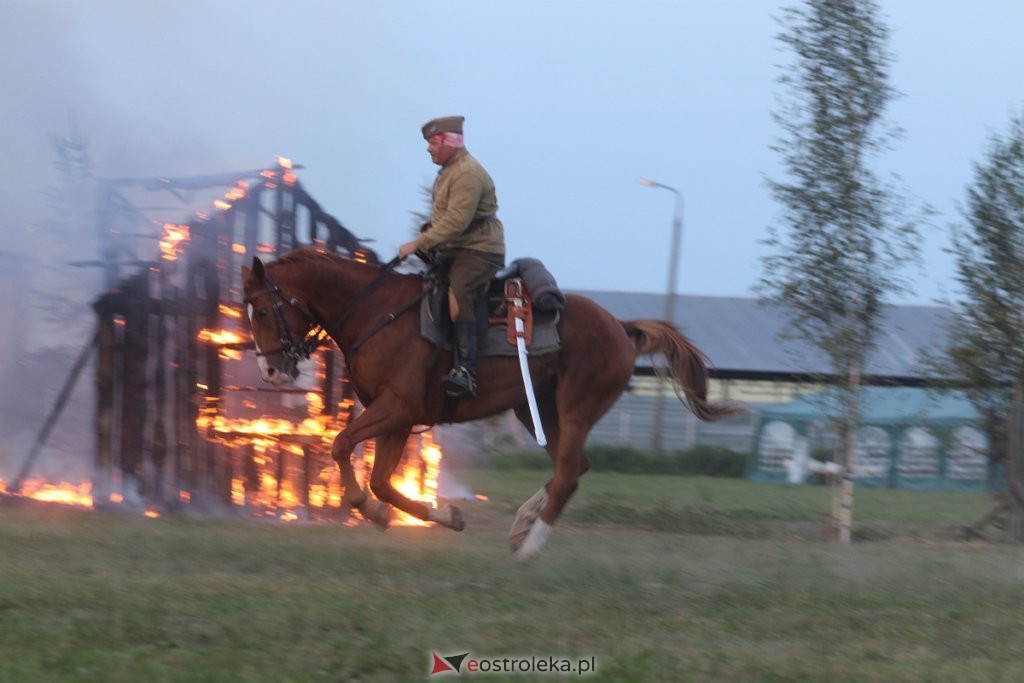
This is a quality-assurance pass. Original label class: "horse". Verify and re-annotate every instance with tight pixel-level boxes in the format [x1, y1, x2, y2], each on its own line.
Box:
[241, 247, 742, 560]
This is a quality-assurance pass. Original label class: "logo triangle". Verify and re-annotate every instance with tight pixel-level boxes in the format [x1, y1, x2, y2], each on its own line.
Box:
[443, 652, 470, 671]
[430, 651, 456, 675]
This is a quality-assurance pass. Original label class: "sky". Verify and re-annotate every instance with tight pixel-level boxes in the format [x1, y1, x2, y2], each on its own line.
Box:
[3, 0, 1024, 309]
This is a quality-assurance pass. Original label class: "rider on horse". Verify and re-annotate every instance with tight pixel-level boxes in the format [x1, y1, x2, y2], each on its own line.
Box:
[398, 116, 505, 399]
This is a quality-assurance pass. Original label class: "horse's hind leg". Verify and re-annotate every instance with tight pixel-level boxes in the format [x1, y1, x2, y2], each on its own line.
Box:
[512, 420, 591, 561]
[513, 367, 629, 561]
[369, 431, 466, 531]
[509, 395, 561, 551]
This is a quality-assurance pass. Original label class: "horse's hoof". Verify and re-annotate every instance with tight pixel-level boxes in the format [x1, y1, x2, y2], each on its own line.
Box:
[448, 504, 466, 532]
[513, 520, 552, 562]
[509, 487, 548, 552]
[357, 498, 391, 529]
[428, 503, 466, 531]
[509, 529, 528, 554]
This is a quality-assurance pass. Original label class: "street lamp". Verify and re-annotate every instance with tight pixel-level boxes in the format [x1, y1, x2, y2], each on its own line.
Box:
[637, 176, 684, 454]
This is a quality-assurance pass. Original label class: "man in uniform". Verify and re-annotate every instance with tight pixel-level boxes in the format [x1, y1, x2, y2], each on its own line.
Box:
[398, 116, 505, 398]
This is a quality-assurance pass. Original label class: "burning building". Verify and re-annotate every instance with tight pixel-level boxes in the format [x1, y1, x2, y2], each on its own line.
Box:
[4, 158, 444, 525]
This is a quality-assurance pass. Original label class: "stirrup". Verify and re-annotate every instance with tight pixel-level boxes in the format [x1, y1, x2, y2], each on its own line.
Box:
[443, 366, 477, 398]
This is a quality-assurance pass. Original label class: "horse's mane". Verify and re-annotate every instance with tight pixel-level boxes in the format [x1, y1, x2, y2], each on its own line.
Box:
[267, 246, 413, 288]
[273, 246, 358, 268]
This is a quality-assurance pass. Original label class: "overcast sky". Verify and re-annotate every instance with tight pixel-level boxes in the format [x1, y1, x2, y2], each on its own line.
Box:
[3, 0, 1023, 305]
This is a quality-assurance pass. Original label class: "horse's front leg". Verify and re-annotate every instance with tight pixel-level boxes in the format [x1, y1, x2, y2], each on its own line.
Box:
[328, 394, 409, 528]
[329, 429, 390, 527]
[370, 431, 465, 531]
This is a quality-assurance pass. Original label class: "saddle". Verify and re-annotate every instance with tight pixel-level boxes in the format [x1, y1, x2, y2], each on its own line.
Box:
[419, 258, 564, 357]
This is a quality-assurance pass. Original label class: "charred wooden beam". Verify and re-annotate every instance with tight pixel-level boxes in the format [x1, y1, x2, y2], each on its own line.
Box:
[119, 271, 150, 497]
[10, 328, 99, 494]
[150, 267, 169, 504]
[94, 297, 117, 502]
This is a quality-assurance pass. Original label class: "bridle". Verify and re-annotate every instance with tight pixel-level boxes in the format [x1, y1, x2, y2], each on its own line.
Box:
[242, 256, 408, 364]
[243, 270, 323, 364]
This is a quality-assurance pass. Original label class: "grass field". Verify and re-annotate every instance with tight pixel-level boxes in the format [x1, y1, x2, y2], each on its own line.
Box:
[2, 470, 1023, 682]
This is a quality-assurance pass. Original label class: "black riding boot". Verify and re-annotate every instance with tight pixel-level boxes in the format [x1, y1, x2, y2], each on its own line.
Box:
[443, 321, 479, 398]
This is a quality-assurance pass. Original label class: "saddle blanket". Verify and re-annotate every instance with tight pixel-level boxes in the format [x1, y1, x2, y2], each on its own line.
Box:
[419, 271, 561, 358]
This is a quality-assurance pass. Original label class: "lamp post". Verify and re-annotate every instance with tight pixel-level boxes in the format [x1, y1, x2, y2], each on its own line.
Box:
[637, 177, 683, 454]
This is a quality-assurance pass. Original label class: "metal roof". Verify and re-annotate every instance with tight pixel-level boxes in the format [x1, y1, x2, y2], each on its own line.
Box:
[570, 289, 954, 383]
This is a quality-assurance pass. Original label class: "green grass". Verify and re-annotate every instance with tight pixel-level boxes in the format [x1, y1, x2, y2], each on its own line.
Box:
[461, 469, 995, 536]
[1, 473, 1022, 682]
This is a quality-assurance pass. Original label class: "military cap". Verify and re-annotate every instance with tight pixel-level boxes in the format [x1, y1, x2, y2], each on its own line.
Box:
[421, 116, 465, 140]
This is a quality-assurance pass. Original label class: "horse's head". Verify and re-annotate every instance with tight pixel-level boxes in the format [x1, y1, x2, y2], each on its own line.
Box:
[241, 256, 318, 385]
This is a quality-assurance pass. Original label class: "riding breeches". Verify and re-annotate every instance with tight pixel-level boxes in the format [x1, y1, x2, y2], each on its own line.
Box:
[444, 248, 504, 322]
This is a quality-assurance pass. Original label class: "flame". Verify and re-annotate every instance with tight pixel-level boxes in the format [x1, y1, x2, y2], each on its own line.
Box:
[225, 182, 248, 201]
[198, 328, 243, 345]
[197, 328, 244, 360]
[1, 478, 93, 507]
[159, 223, 190, 261]
[199, 414, 332, 441]
[283, 171, 297, 186]
[231, 243, 247, 255]
[214, 199, 232, 211]
[4, 352, 446, 528]
[219, 304, 242, 319]
[306, 391, 324, 417]
[231, 478, 245, 506]
[276, 156, 293, 169]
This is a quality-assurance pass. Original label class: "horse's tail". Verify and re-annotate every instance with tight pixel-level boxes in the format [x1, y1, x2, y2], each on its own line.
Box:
[621, 320, 745, 422]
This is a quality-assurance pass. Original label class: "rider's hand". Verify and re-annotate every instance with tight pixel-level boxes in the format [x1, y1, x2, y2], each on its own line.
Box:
[398, 241, 419, 260]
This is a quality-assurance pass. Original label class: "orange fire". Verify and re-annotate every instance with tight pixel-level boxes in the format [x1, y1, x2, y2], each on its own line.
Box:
[219, 304, 242, 319]
[197, 328, 244, 360]
[225, 182, 248, 201]
[1, 478, 93, 507]
[391, 440, 442, 526]
[158, 223, 190, 261]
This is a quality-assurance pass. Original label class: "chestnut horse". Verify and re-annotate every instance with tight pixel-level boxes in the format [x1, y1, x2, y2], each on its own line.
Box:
[241, 247, 740, 560]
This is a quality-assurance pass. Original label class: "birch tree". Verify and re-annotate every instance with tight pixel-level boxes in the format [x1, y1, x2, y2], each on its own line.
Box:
[942, 113, 1024, 540]
[760, 0, 918, 543]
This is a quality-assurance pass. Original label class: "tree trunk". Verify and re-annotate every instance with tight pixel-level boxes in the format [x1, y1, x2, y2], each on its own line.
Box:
[835, 365, 861, 544]
[1006, 382, 1024, 541]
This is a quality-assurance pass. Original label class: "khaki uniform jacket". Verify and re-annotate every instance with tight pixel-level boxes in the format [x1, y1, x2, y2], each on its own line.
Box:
[413, 148, 505, 255]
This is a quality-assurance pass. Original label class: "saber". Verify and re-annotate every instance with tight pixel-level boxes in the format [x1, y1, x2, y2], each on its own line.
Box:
[510, 291, 547, 447]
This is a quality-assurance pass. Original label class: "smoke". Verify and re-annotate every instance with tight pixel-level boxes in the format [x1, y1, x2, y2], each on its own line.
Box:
[0, 4, 267, 484]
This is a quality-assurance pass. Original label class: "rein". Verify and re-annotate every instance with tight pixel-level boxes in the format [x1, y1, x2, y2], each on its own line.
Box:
[244, 256, 419, 361]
